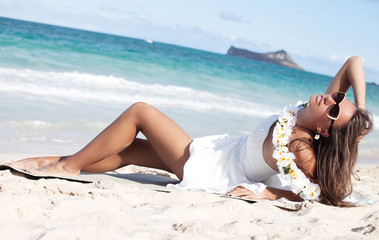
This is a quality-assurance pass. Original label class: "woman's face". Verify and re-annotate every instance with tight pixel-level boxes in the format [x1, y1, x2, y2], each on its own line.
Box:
[308, 93, 356, 135]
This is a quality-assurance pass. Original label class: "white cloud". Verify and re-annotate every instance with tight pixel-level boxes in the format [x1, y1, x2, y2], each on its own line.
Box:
[219, 11, 249, 23]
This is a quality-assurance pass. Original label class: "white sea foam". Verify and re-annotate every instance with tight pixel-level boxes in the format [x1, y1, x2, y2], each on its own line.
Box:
[0, 67, 279, 118]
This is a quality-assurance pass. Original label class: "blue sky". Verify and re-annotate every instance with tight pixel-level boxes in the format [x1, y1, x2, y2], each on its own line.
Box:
[1, 0, 378, 83]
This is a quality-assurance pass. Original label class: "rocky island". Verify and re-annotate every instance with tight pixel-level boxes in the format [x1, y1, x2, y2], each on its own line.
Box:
[227, 46, 303, 70]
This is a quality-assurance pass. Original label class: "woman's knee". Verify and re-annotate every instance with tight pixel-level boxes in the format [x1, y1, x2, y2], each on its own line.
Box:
[123, 102, 155, 122]
[130, 102, 155, 114]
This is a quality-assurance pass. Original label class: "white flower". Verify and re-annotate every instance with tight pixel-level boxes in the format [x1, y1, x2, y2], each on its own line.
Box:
[279, 145, 289, 152]
[300, 183, 321, 200]
[279, 112, 296, 126]
[289, 170, 309, 193]
[277, 136, 290, 146]
[276, 151, 295, 169]
[272, 124, 291, 146]
[283, 104, 298, 117]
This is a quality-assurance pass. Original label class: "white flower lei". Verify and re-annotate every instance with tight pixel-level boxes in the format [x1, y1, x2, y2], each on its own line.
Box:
[272, 102, 321, 201]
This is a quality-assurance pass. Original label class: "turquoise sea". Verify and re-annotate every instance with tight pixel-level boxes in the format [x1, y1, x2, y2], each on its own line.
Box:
[0, 17, 378, 163]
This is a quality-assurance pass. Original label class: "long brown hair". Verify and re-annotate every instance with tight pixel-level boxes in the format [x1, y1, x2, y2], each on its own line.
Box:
[313, 106, 373, 206]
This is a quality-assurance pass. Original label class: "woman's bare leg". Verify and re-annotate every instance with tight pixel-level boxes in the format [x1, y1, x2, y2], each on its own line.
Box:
[81, 138, 172, 173]
[10, 139, 169, 174]
[30, 102, 192, 179]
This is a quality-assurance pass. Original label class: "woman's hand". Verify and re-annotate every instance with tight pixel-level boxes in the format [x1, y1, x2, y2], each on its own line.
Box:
[227, 186, 265, 200]
[228, 186, 303, 202]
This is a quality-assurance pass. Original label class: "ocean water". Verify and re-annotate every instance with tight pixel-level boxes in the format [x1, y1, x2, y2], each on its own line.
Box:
[0, 17, 378, 163]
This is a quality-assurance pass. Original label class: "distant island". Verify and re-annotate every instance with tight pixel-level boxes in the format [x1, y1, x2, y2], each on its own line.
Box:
[227, 46, 303, 70]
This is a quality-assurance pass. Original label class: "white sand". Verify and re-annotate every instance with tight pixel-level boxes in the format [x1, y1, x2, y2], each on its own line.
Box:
[0, 153, 378, 240]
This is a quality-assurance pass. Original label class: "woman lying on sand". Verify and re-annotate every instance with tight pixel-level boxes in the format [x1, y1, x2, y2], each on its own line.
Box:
[10, 56, 373, 206]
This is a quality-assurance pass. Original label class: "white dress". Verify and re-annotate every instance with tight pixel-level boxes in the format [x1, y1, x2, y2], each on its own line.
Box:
[169, 115, 290, 195]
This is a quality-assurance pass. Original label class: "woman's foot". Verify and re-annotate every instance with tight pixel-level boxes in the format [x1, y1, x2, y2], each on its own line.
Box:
[8, 156, 61, 172]
[30, 159, 81, 177]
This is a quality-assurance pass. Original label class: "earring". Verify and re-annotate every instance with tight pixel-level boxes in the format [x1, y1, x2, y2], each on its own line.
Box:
[314, 132, 320, 140]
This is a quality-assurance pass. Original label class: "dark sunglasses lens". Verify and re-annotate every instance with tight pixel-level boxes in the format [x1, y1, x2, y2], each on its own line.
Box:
[328, 105, 340, 118]
[332, 92, 345, 103]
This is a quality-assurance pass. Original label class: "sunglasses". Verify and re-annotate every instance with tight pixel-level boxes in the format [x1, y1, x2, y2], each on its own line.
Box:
[328, 92, 346, 133]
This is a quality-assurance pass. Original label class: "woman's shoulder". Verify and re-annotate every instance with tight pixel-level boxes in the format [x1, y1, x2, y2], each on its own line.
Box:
[288, 126, 316, 178]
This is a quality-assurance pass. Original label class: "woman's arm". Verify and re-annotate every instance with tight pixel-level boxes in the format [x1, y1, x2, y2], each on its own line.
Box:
[228, 186, 302, 202]
[325, 56, 366, 109]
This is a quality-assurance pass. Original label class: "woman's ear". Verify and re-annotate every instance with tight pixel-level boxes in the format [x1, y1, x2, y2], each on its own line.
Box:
[317, 126, 330, 138]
